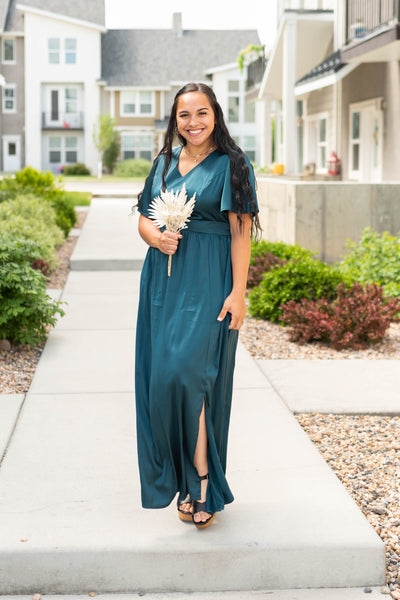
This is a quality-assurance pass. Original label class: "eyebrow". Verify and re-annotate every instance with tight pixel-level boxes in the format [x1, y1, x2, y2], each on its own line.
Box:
[178, 107, 209, 114]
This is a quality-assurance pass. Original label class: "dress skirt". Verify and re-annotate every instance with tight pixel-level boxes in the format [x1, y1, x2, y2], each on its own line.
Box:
[135, 219, 237, 514]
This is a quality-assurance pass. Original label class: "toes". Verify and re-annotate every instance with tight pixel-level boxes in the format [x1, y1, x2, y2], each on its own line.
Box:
[194, 511, 211, 523]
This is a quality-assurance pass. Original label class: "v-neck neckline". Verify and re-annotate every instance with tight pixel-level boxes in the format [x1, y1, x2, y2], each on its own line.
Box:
[176, 146, 216, 178]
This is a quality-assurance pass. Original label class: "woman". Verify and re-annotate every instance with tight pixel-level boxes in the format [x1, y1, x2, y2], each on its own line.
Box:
[135, 82, 259, 529]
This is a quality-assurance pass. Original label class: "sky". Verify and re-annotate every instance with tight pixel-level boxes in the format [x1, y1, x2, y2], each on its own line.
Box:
[105, 0, 278, 50]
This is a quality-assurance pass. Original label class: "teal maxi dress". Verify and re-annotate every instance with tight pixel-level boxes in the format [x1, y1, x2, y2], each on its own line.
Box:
[135, 147, 257, 515]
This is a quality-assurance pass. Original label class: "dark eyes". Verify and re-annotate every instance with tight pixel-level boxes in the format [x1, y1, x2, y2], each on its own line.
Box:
[178, 111, 208, 118]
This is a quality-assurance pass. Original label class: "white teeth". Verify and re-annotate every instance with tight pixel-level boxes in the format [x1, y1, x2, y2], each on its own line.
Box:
[189, 129, 202, 134]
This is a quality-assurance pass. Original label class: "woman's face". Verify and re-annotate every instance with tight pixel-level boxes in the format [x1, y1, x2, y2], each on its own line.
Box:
[176, 91, 215, 151]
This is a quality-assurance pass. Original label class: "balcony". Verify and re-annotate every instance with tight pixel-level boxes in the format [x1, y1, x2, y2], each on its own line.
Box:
[279, 0, 334, 18]
[246, 57, 266, 92]
[42, 112, 84, 130]
[347, 0, 400, 43]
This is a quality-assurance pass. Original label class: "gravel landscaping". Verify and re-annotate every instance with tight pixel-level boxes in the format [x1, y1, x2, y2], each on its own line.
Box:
[1, 214, 399, 595]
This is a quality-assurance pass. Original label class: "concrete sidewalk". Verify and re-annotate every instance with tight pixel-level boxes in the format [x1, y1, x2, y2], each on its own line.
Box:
[0, 198, 386, 594]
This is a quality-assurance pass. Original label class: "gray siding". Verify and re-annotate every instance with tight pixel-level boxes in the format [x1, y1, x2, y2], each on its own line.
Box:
[1, 35, 25, 168]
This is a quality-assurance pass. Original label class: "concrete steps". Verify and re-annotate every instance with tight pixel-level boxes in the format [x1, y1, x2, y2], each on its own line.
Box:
[70, 198, 147, 271]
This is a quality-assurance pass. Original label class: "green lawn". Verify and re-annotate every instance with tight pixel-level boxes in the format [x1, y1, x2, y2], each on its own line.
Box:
[64, 191, 92, 206]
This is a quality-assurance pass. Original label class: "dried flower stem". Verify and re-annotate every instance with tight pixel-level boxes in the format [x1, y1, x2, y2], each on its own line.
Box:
[148, 183, 196, 276]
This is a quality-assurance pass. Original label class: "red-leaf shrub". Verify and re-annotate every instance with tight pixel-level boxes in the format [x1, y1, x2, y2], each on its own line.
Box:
[247, 252, 286, 288]
[31, 258, 50, 277]
[282, 283, 399, 350]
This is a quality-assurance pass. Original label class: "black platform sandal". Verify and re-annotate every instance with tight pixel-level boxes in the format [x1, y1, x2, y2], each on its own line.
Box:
[177, 494, 193, 522]
[192, 474, 215, 529]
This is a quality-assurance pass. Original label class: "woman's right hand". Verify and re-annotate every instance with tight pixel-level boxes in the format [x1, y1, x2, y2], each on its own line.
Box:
[158, 231, 182, 255]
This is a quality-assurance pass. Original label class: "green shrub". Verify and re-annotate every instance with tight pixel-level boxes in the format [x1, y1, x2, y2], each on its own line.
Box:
[52, 194, 77, 236]
[336, 227, 400, 299]
[0, 166, 63, 203]
[250, 239, 314, 264]
[0, 236, 65, 346]
[63, 162, 91, 175]
[0, 195, 64, 269]
[249, 257, 349, 322]
[0, 166, 77, 236]
[113, 158, 152, 178]
[103, 137, 121, 173]
[247, 252, 286, 288]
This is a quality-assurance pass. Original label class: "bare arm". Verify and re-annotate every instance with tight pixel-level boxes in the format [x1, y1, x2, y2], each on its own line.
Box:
[217, 212, 252, 330]
[138, 214, 182, 255]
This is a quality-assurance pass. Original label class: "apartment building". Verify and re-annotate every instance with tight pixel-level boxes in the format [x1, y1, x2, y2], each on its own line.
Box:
[0, 3, 261, 173]
[258, 0, 400, 182]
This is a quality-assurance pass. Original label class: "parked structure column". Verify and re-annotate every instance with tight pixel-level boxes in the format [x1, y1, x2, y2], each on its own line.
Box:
[259, 95, 272, 167]
[282, 16, 297, 174]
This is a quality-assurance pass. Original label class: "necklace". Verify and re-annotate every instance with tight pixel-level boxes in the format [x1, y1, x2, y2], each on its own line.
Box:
[184, 145, 216, 163]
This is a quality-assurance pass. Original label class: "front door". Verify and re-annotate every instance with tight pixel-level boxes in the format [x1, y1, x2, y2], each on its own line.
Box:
[2, 135, 21, 172]
[349, 100, 383, 182]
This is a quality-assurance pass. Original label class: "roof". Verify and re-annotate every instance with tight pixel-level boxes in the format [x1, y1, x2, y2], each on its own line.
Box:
[296, 50, 345, 85]
[101, 27, 261, 87]
[0, 0, 10, 31]
[6, 0, 105, 31]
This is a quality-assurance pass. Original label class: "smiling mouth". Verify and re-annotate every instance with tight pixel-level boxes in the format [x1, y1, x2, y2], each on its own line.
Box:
[188, 129, 203, 135]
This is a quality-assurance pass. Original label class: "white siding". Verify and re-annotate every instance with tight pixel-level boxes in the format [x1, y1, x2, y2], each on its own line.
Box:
[24, 11, 102, 173]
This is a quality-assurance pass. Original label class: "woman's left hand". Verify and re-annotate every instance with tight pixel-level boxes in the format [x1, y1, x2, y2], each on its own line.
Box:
[217, 292, 247, 330]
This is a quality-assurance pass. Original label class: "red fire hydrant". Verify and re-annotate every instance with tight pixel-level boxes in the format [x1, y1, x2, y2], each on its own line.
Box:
[327, 151, 341, 176]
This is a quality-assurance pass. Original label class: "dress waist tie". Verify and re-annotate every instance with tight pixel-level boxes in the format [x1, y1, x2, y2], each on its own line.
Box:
[186, 220, 231, 236]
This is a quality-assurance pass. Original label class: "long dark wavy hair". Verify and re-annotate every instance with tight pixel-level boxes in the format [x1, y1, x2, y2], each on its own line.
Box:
[138, 82, 261, 238]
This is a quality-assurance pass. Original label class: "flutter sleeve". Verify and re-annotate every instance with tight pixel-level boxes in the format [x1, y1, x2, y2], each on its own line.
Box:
[220, 152, 258, 215]
[137, 156, 161, 217]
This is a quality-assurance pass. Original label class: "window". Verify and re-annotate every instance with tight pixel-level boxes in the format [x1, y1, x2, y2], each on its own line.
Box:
[121, 134, 153, 160]
[3, 85, 16, 112]
[2, 38, 15, 63]
[65, 136, 77, 163]
[48, 38, 60, 64]
[243, 135, 256, 162]
[351, 110, 360, 173]
[228, 80, 240, 123]
[122, 92, 136, 115]
[120, 91, 155, 116]
[139, 92, 152, 114]
[228, 80, 239, 92]
[65, 38, 76, 64]
[65, 88, 78, 113]
[228, 97, 239, 123]
[318, 117, 327, 170]
[48, 38, 77, 64]
[48, 136, 79, 165]
[245, 100, 255, 123]
[49, 137, 61, 163]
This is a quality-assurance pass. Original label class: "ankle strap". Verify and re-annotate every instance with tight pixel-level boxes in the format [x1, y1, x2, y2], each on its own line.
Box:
[199, 473, 209, 481]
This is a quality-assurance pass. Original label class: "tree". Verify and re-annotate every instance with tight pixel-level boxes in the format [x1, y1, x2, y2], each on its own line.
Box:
[93, 113, 120, 178]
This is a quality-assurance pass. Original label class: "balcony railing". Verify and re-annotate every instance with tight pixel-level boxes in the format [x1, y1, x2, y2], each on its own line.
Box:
[246, 57, 266, 91]
[347, 0, 400, 43]
[279, 0, 334, 16]
[42, 112, 84, 130]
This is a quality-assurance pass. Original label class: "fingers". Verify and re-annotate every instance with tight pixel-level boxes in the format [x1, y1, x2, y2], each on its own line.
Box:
[218, 295, 247, 329]
[159, 231, 182, 255]
[229, 314, 242, 330]
[217, 306, 228, 323]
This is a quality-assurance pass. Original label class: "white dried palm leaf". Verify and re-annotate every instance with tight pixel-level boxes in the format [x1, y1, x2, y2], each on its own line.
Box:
[148, 183, 196, 276]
